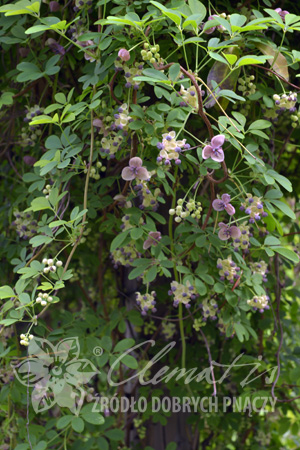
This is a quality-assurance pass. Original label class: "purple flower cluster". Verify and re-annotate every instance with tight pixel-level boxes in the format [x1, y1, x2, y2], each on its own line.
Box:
[136, 291, 157, 316]
[240, 194, 268, 223]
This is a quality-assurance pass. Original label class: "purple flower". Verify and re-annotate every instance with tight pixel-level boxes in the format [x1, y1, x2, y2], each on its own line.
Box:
[23, 156, 37, 166]
[212, 194, 235, 215]
[203, 15, 217, 34]
[202, 134, 225, 162]
[121, 157, 150, 181]
[143, 232, 162, 250]
[118, 48, 130, 61]
[218, 222, 241, 241]
[275, 8, 289, 21]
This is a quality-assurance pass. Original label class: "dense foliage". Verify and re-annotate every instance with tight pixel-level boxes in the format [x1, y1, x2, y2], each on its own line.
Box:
[1, 0, 300, 448]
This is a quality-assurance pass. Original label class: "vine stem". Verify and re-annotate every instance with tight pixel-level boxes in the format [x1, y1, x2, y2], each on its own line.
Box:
[37, 88, 96, 319]
[168, 167, 186, 369]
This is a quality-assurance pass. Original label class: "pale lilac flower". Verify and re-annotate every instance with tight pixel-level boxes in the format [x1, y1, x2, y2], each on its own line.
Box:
[143, 231, 161, 250]
[212, 194, 235, 215]
[121, 157, 150, 181]
[118, 48, 130, 61]
[218, 222, 241, 241]
[202, 134, 225, 162]
[275, 8, 289, 21]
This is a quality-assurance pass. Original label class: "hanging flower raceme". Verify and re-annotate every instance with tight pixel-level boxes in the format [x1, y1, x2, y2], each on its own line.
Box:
[217, 256, 241, 283]
[240, 194, 268, 223]
[156, 131, 190, 165]
[136, 291, 157, 315]
[202, 134, 226, 162]
[111, 103, 131, 131]
[213, 194, 235, 215]
[232, 222, 251, 252]
[143, 231, 162, 250]
[168, 281, 196, 308]
[247, 294, 270, 313]
[199, 298, 219, 321]
[179, 85, 199, 110]
[121, 157, 150, 181]
[134, 181, 161, 210]
[250, 261, 269, 282]
[218, 222, 241, 241]
[110, 242, 141, 268]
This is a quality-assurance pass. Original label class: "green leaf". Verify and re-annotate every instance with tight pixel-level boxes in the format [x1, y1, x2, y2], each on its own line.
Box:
[144, 266, 158, 283]
[166, 443, 177, 450]
[71, 417, 84, 433]
[110, 230, 130, 252]
[169, 63, 181, 82]
[29, 197, 51, 212]
[0, 286, 16, 299]
[29, 235, 53, 247]
[188, 0, 206, 21]
[119, 354, 138, 369]
[81, 412, 105, 425]
[234, 323, 246, 342]
[25, 25, 50, 34]
[271, 247, 299, 264]
[248, 120, 271, 130]
[236, 55, 270, 67]
[56, 415, 73, 429]
[150, 1, 181, 25]
[114, 338, 135, 353]
[270, 200, 296, 219]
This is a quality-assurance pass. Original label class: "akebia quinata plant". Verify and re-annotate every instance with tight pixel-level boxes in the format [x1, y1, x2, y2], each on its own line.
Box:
[0, 0, 300, 448]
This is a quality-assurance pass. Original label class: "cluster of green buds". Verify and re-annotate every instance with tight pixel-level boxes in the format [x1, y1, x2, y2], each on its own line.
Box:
[11, 210, 37, 240]
[36, 292, 54, 306]
[250, 260, 268, 282]
[217, 255, 241, 283]
[140, 43, 162, 65]
[133, 418, 146, 439]
[110, 241, 141, 268]
[200, 298, 219, 321]
[233, 221, 251, 253]
[143, 320, 156, 335]
[42, 258, 63, 274]
[237, 75, 256, 96]
[100, 134, 123, 158]
[179, 84, 199, 109]
[193, 317, 206, 331]
[240, 194, 268, 223]
[161, 322, 176, 339]
[135, 181, 161, 210]
[20, 126, 42, 147]
[42, 184, 52, 199]
[135, 291, 157, 316]
[83, 161, 106, 180]
[169, 198, 202, 223]
[217, 317, 234, 337]
[20, 333, 34, 346]
[247, 294, 269, 312]
[169, 280, 196, 308]
[74, 0, 92, 12]
[120, 214, 143, 231]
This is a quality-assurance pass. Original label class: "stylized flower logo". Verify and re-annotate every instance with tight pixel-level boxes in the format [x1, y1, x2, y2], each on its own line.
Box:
[12, 337, 98, 414]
